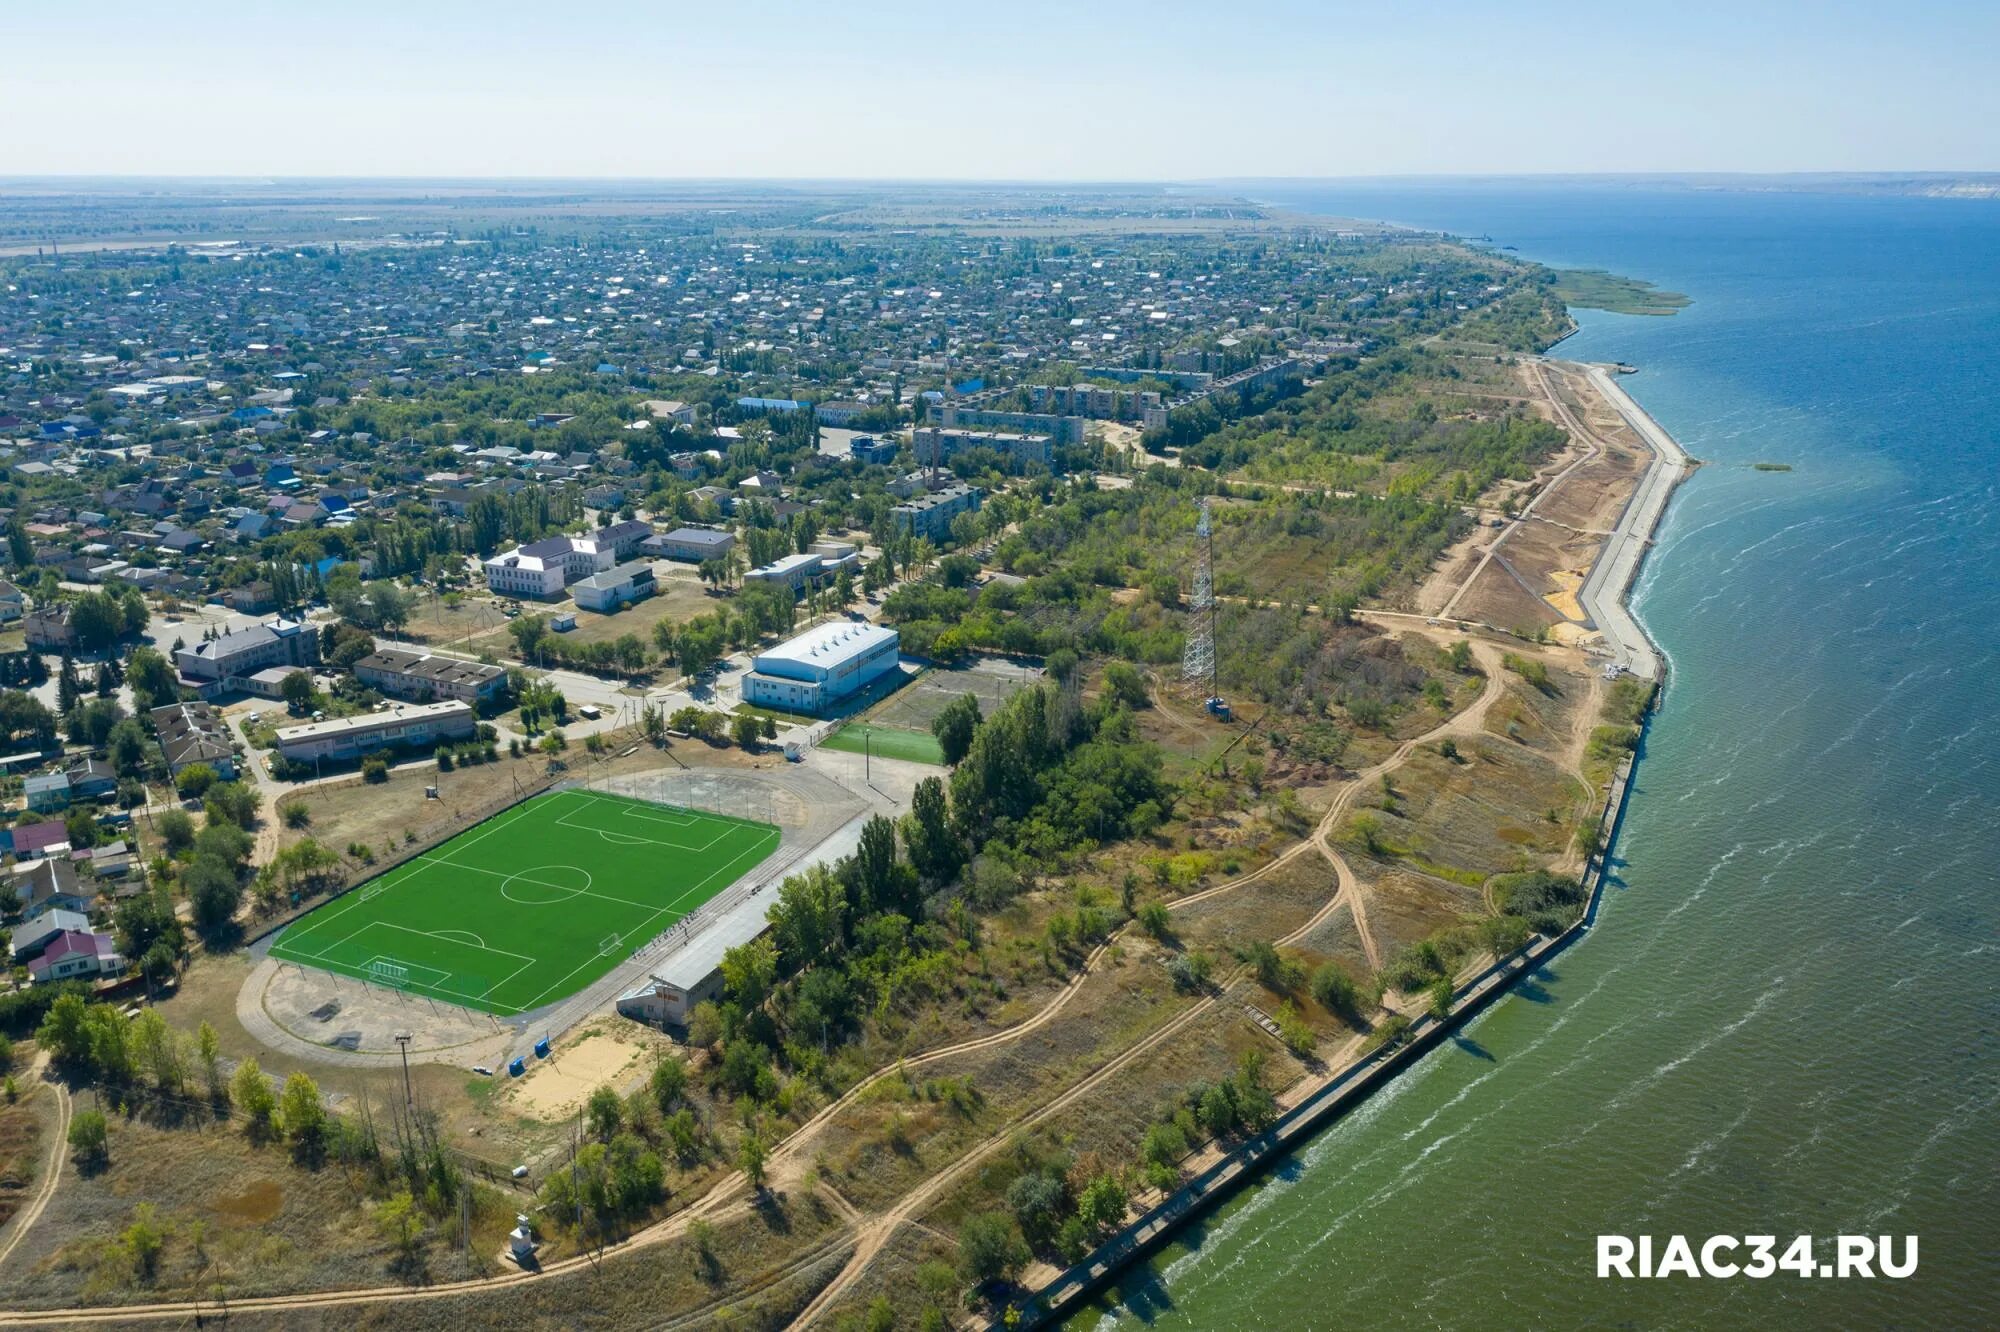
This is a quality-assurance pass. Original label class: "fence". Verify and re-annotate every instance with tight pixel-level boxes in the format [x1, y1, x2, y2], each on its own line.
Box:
[245, 765, 572, 947]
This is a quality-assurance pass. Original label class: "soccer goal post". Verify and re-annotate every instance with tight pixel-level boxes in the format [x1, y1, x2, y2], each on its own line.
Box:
[599, 933, 623, 955]
[368, 959, 410, 987]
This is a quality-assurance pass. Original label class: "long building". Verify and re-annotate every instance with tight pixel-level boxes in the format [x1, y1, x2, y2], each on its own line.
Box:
[891, 482, 982, 540]
[643, 526, 736, 563]
[912, 426, 1052, 468]
[173, 618, 319, 686]
[741, 621, 900, 715]
[483, 522, 657, 599]
[353, 648, 507, 703]
[273, 701, 475, 764]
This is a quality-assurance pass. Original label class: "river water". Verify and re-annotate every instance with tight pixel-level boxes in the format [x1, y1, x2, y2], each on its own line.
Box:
[1077, 182, 1999, 1329]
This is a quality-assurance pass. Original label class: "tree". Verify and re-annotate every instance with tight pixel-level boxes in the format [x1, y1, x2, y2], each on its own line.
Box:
[131, 1009, 184, 1093]
[158, 807, 196, 855]
[279, 670, 315, 714]
[68, 1107, 110, 1165]
[376, 1190, 421, 1260]
[107, 717, 150, 775]
[586, 1084, 624, 1141]
[122, 1202, 166, 1280]
[233, 1058, 277, 1136]
[769, 865, 846, 973]
[195, 1021, 226, 1102]
[649, 1055, 687, 1112]
[1076, 1173, 1129, 1235]
[175, 763, 217, 800]
[957, 1212, 1028, 1289]
[204, 780, 260, 830]
[737, 1130, 768, 1190]
[1428, 977, 1455, 1023]
[730, 713, 761, 750]
[38, 992, 94, 1069]
[1310, 962, 1360, 1019]
[719, 937, 778, 1011]
[187, 855, 245, 941]
[124, 647, 178, 712]
[279, 1071, 327, 1157]
[901, 776, 964, 886]
[1101, 661, 1151, 710]
[931, 692, 982, 765]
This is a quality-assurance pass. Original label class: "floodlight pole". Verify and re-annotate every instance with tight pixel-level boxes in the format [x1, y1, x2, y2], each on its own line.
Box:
[394, 1032, 413, 1108]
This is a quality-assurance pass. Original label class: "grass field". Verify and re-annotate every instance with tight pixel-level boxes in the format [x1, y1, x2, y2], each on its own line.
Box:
[269, 788, 780, 1016]
[820, 723, 944, 766]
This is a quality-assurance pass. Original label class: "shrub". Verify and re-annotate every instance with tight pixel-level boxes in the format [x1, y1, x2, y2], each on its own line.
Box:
[68, 1107, 109, 1164]
[1274, 1000, 1316, 1056]
[1246, 941, 1304, 993]
[1166, 950, 1212, 992]
[1309, 962, 1361, 1019]
[278, 799, 311, 829]
[958, 1212, 1028, 1289]
[1135, 901, 1171, 939]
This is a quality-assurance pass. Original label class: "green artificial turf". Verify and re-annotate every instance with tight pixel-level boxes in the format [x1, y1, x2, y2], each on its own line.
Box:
[269, 788, 779, 1015]
[818, 723, 945, 766]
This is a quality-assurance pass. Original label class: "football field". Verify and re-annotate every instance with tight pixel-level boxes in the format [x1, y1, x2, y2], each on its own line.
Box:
[269, 788, 780, 1016]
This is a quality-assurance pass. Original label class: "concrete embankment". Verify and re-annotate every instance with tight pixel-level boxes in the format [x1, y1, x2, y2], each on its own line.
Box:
[1015, 744, 1646, 1328]
[1572, 362, 1692, 681]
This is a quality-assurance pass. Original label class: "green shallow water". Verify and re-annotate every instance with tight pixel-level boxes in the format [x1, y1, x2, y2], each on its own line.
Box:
[1075, 184, 2000, 1330]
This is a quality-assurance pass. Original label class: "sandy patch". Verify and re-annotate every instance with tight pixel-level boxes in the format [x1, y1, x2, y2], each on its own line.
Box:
[502, 1029, 651, 1120]
[1544, 568, 1587, 621]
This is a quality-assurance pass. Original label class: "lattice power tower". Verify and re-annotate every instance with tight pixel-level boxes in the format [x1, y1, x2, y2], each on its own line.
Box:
[1182, 497, 1228, 717]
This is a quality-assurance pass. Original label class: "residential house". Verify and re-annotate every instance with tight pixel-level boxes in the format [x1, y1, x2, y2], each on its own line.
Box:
[4, 819, 70, 860]
[151, 701, 237, 779]
[10, 908, 90, 962]
[62, 757, 117, 801]
[24, 772, 70, 812]
[27, 930, 124, 985]
[24, 604, 74, 651]
[19, 857, 95, 919]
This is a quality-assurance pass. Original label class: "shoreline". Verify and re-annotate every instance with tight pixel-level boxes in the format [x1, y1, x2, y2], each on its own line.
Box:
[1566, 360, 1695, 681]
[1014, 359, 1696, 1330]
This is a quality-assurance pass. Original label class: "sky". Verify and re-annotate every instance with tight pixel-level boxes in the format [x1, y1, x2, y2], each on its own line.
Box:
[7, 0, 1998, 180]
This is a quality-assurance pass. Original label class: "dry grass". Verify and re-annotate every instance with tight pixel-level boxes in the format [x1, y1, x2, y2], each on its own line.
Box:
[0, 1108, 504, 1310]
[0, 1096, 43, 1233]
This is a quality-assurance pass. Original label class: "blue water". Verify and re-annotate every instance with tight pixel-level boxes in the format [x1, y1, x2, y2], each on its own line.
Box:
[1081, 183, 2000, 1329]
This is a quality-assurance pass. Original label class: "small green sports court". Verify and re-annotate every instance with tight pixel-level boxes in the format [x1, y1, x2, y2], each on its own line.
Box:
[269, 788, 780, 1016]
[820, 723, 944, 765]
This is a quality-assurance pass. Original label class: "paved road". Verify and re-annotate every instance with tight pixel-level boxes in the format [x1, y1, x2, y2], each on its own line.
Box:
[1571, 363, 1693, 680]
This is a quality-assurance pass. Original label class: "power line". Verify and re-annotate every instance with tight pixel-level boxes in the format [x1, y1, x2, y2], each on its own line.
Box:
[1183, 496, 1217, 699]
